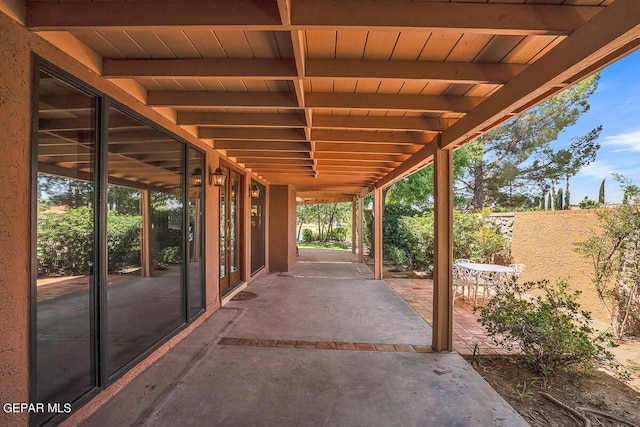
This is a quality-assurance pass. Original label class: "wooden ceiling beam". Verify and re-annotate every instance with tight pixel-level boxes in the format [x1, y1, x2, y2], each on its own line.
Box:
[312, 115, 453, 132]
[27, 0, 281, 30]
[249, 167, 314, 173]
[306, 60, 526, 84]
[316, 159, 401, 167]
[199, 127, 306, 141]
[103, 57, 524, 84]
[227, 151, 310, 159]
[236, 158, 313, 165]
[28, 1, 601, 35]
[313, 152, 410, 162]
[292, 1, 603, 36]
[314, 142, 421, 155]
[177, 112, 306, 128]
[297, 197, 359, 205]
[289, 29, 316, 175]
[103, 58, 297, 79]
[317, 165, 393, 172]
[265, 176, 374, 184]
[147, 91, 298, 109]
[296, 190, 362, 196]
[306, 93, 483, 113]
[312, 169, 386, 176]
[55, 90, 475, 118]
[214, 140, 311, 151]
[311, 129, 430, 144]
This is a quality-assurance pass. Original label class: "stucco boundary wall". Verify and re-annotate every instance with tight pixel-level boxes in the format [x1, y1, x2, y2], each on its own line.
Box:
[490, 209, 607, 323]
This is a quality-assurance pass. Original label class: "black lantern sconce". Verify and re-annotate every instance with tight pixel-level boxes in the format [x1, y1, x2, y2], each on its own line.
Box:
[210, 167, 226, 187]
[250, 184, 261, 198]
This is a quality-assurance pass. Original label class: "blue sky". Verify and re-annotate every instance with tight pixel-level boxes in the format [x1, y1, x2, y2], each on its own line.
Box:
[552, 48, 640, 204]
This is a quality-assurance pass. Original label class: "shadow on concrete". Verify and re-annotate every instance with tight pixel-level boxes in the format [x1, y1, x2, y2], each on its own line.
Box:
[80, 248, 527, 426]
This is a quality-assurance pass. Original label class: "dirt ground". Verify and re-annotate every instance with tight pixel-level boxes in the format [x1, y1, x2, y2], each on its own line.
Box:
[469, 355, 640, 427]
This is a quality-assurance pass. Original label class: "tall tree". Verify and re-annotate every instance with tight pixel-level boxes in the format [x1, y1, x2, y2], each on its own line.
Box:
[38, 175, 93, 208]
[599, 179, 606, 204]
[530, 126, 602, 208]
[458, 74, 601, 211]
[385, 143, 479, 209]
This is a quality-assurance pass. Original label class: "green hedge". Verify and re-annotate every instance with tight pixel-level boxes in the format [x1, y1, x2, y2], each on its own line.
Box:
[37, 207, 142, 276]
[374, 208, 509, 273]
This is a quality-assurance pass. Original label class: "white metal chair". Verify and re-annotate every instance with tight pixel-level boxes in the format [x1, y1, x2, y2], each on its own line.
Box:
[477, 271, 512, 304]
[509, 263, 525, 280]
[453, 264, 476, 304]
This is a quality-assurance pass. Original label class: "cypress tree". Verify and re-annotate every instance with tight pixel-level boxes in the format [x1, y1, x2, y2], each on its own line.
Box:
[599, 179, 605, 204]
[556, 188, 564, 210]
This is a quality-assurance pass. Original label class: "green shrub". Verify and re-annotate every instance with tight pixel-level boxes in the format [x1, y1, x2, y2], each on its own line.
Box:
[37, 207, 142, 276]
[328, 226, 347, 241]
[38, 206, 95, 276]
[476, 278, 614, 376]
[302, 228, 314, 242]
[383, 204, 419, 250]
[107, 211, 142, 272]
[579, 196, 599, 209]
[388, 245, 410, 268]
[382, 209, 509, 271]
[398, 214, 434, 271]
[454, 210, 509, 262]
[161, 246, 182, 264]
[577, 179, 640, 338]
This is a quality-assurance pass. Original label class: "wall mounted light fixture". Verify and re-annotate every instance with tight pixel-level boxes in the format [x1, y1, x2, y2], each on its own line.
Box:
[250, 184, 260, 198]
[210, 167, 226, 187]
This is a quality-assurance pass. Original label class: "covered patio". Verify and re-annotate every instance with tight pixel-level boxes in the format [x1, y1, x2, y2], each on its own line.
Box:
[1, 1, 640, 425]
[79, 248, 526, 426]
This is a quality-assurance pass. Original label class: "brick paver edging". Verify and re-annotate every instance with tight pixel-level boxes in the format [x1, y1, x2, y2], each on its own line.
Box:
[218, 337, 432, 353]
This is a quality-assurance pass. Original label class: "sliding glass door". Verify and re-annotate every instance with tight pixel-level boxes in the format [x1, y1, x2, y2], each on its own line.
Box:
[33, 62, 206, 425]
[35, 69, 98, 426]
[219, 167, 243, 294]
[105, 107, 185, 378]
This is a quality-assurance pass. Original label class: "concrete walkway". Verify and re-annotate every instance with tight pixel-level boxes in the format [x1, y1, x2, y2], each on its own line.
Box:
[81, 249, 527, 427]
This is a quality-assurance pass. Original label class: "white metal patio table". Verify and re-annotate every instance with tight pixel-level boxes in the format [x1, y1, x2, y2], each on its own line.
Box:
[453, 262, 516, 305]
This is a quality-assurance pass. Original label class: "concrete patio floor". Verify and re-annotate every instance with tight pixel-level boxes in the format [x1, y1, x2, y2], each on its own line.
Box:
[81, 249, 526, 427]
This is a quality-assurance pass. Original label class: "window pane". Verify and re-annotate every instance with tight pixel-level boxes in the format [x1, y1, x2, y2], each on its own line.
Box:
[106, 107, 184, 376]
[36, 71, 97, 424]
[188, 149, 205, 318]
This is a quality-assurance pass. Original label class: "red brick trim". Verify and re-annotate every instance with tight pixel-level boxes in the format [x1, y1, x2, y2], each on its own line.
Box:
[218, 337, 432, 353]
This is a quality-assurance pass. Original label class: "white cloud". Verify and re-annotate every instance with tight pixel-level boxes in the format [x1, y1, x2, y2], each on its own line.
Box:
[577, 160, 617, 180]
[601, 129, 640, 152]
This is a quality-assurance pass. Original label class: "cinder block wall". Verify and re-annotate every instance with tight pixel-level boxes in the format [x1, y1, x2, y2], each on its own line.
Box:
[510, 209, 606, 322]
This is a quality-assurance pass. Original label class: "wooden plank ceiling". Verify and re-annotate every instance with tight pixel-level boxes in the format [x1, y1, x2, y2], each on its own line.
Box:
[27, 0, 640, 203]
